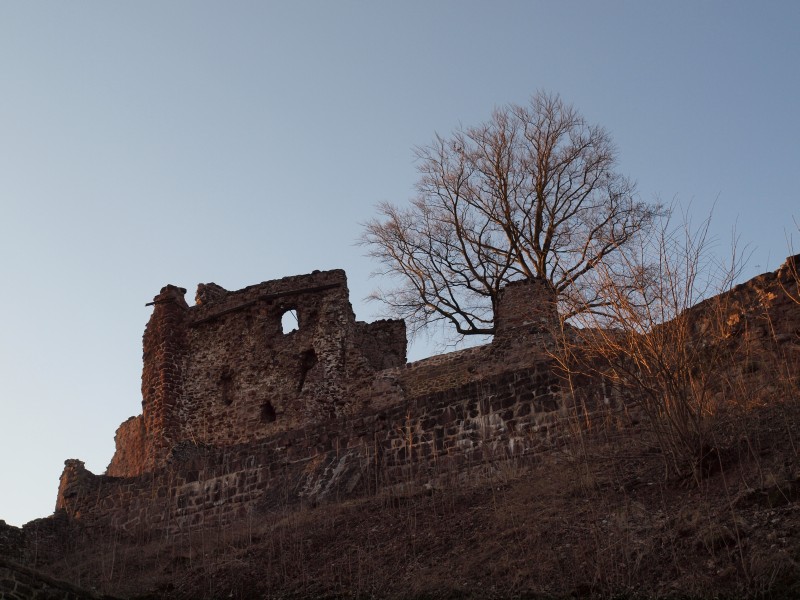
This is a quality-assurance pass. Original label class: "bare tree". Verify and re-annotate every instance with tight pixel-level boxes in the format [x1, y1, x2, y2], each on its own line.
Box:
[362, 91, 661, 339]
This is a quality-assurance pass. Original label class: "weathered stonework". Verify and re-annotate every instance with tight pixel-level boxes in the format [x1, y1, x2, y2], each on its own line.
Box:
[494, 277, 557, 342]
[47, 257, 800, 540]
[0, 556, 117, 599]
[50, 268, 568, 536]
[53, 353, 567, 539]
[107, 270, 407, 477]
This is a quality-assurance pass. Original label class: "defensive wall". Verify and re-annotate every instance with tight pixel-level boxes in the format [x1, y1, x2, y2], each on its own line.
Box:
[0, 556, 117, 600]
[31, 256, 800, 541]
[1, 518, 116, 599]
[50, 273, 574, 538]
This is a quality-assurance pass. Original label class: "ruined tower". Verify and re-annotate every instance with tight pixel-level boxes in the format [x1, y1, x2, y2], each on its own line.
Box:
[106, 269, 407, 477]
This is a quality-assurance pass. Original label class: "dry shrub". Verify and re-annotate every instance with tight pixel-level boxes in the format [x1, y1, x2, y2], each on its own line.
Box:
[556, 208, 755, 484]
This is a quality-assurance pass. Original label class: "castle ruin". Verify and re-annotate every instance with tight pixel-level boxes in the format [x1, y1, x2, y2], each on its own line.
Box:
[54, 269, 567, 536]
[106, 269, 406, 478]
[43, 256, 800, 541]
[2, 257, 800, 598]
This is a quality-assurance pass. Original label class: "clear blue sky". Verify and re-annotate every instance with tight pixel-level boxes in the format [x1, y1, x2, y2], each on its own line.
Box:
[1, 1, 798, 527]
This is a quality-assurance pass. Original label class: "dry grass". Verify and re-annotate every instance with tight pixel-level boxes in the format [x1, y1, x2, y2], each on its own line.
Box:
[30, 395, 800, 600]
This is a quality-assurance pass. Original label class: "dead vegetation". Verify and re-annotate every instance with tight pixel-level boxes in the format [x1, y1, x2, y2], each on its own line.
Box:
[25, 390, 799, 599]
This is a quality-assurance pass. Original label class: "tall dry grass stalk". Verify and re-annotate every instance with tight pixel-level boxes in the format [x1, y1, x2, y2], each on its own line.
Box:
[556, 209, 747, 484]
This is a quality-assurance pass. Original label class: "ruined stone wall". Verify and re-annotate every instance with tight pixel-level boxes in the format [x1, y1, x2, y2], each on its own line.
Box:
[108, 269, 407, 477]
[494, 277, 557, 341]
[370, 276, 559, 404]
[354, 319, 408, 370]
[54, 354, 566, 538]
[105, 416, 145, 478]
[0, 556, 113, 599]
[180, 270, 356, 444]
[54, 273, 568, 536]
[690, 254, 800, 348]
[139, 284, 190, 475]
[52, 262, 800, 541]
[687, 254, 800, 401]
[0, 521, 24, 563]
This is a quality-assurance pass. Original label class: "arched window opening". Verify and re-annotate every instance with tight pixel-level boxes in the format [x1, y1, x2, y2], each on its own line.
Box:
[281, 309, 299, 334]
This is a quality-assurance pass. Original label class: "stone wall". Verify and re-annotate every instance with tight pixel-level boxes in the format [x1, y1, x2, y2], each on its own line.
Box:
[105, 416, 145, 478]
[54, 350, 565, 538]
[494, 277, 557, 341]
[689, 254, 800, 401]
[0, 557, 116, 599]
[50, 273, 588, 538]
[48, 259, 800, 542]
[0, 521, 24, 561]
[139, 284, 190, 475]
[354, 319, 408, 370]
[108, 269, 407, 477]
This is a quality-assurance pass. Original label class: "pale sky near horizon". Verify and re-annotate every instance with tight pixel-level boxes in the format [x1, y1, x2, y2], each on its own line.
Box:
[1, 1, 798, 527]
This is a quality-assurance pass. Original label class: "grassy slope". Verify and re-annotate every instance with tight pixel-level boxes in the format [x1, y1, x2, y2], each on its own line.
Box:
[36, 400, 800, 600]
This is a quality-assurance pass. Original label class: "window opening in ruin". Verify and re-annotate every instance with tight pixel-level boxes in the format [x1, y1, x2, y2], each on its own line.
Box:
[281, 308, 299, 334]
[260, 401, 277, 423]
[297, 348, 318, 392]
